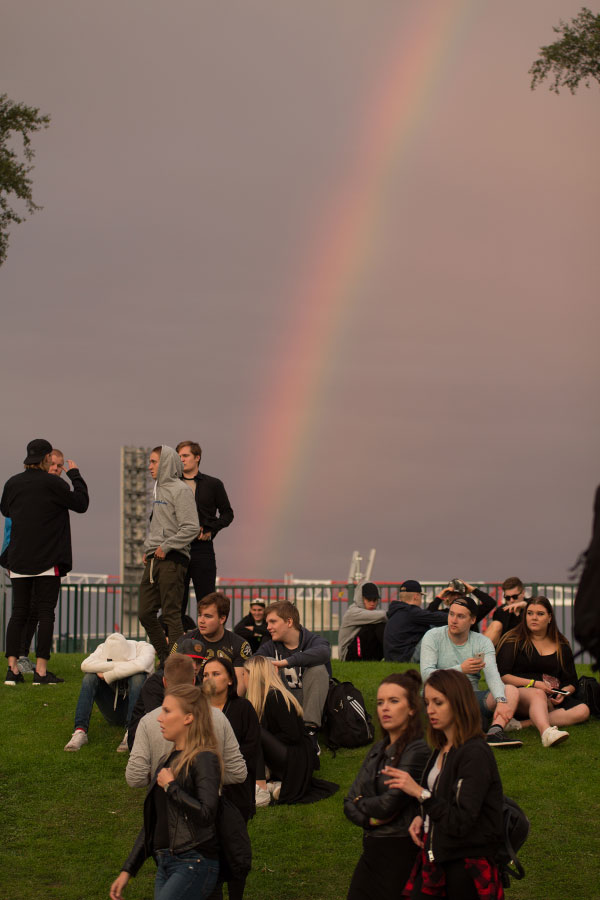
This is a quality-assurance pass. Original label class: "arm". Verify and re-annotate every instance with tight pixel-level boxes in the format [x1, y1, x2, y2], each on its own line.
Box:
[104, 643, 156, 684]
[343, 750, 374, 828]
[205, 479, 234, 537]
[159, 489, 200, 555]
[356, 743, 429, 821]
[61, 468, 90, 513]
[219, 714, 248, 786]
[125, 719, 153, 787]
[472, 588, 496, 623]
[420, 632, 445, 682]
[165, 752, 221, 827]
[422, 744, 496, 837]
[558, 643, 579, 691]
[480, 639, 507, 700]
[285, 633, 331, 669]
[344, 607, 388, 626]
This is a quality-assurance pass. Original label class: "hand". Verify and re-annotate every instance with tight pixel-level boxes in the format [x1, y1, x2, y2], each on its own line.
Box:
[109, 872, 130, 900]
[381, 766, 421, 797]
[408, 815, 424, 848]
[505, 599, 526, 614]
[461, 656, 485, 675]
[270, 659, 289, 669]
[154, 546, 166, 559]
[246, 625, 254, 631]
[535, 680, 554, 695]
[198, 530, 212, 541]
[97, 672, 105, 680]
[157, 766, 174, 789]
[142, 554, 147, 565]
[66, 459, 78, 470]
[462, 581, 475, 593]
[549, 693, 565, 707]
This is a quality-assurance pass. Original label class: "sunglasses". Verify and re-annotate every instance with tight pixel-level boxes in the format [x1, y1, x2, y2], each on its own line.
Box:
[504, 592, 522, 601]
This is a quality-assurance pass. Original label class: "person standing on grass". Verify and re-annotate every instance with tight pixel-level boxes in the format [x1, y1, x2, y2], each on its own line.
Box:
[496, 596, 590, 747]
[63, 632, 155, 753]
[344, 670, 429, 900]
[110, 684, 222, 900]
[138, 446, 200, 665]
[1, 438, 89, 686]
[385, 669, 506, 900]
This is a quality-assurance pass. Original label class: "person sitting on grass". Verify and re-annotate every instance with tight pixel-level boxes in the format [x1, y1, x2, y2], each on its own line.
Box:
[64, 632, 155, 753]
[484, 577, 528, 647]
[110, 685, 222, 900]
[338, 580, 387, 662]
[242, 655, 338, 806]
[234, 598, 269, 654]
[420, 596, 522, 748]
[496, 596, 590, 747]
[255, 600, 331, 751]
[203, 656, 262, 900]
[126, 652, 246, 788]
[344, 670, 429, 900]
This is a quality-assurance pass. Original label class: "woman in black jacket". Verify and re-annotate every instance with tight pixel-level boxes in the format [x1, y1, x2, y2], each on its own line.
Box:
[344, 670, 429, 900]
[203, 656, 260, 900]
[384, 669, 505, 900]
[109, 684, 221, 900]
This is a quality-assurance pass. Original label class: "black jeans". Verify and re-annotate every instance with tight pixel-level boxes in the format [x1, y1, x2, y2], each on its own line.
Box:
[138, 557, 186, 663]
[6, 576, 61, 661]
[182, 544, 217, 618]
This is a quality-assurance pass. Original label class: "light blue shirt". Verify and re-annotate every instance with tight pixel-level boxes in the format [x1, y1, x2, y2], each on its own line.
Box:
[420, 625, 506, 701]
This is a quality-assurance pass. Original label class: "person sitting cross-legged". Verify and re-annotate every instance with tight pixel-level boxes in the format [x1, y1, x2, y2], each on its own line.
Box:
[339, 580, 387, 662]
[420, 596, 522, 749]
[64, 632, 155, 752]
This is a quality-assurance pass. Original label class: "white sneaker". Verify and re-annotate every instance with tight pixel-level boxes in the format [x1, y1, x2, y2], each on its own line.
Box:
[64, 730, 88, 751]
[268, 781, 282, 801]
[505, 718, 523, 732]
[541, 725, 569, 748]
[255, 784, 271, 808]
[116, 731, 129, 753]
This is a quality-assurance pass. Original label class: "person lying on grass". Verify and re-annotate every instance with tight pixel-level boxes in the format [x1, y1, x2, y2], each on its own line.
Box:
[496, 596, 590, 747]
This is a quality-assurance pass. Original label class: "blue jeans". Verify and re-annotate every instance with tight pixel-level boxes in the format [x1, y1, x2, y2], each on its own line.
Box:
[73, 672, 146, 732]
[154, 850, 219, 900]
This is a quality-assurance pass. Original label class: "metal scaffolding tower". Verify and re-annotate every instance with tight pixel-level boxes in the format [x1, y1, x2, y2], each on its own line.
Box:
[120, 446, 152, 585]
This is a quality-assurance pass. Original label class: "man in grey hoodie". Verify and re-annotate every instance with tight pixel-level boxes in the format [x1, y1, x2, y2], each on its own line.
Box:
[138, 446, 200, 663]
[338, 580, 387, 661]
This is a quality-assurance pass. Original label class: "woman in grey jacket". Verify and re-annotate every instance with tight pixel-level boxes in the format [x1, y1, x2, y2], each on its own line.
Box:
[344, 670, 429, 899]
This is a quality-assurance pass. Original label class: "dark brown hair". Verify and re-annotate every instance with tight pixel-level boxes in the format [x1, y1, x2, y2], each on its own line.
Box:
[501, 576, 524, 593]
[377, 669, 424, 763]
[198, 591, 230, 621]
[202, 656, 238, 703]
[265, 600, 300, 629]
[497, 596, 570, 667]
[151, 446, 162, 455]
[424, 669, 484, 749]
[176, 440, 202, 460]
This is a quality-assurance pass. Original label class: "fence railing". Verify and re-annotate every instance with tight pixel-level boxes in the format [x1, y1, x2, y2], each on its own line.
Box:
[0, 580, 589, 662]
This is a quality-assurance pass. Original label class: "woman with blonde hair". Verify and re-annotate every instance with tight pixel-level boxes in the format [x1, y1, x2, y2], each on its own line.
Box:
[110, 684, 222, 900]
[496, 596, 589, 747]
[242, 655, 337, 805]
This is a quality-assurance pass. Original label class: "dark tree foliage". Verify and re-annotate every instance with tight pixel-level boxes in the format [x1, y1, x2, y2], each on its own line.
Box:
[0, 93, 50, 265]
[530, 7, 600, 94]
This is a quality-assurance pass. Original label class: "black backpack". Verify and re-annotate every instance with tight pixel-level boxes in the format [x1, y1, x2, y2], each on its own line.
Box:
[497, 795, 530, 887]
[322, 678, 374, 752]
[578, 676, 600, 717]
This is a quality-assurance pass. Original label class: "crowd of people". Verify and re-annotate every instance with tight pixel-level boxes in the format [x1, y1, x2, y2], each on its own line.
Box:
[2, 438, 595, 899]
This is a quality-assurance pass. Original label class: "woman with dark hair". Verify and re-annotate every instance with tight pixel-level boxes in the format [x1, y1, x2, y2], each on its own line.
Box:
[242, 655, 338, 805]
[203, 656, 260, 900]
[496, 596, 589, 747]
[385, 669, 505, 900]
[343, 670, 429, 899]
[109, 684, 221, 900]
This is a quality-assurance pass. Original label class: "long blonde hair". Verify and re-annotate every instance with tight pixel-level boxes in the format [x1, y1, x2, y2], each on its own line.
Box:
[163, 684, 222, 782]
[243, 655, 303, 721]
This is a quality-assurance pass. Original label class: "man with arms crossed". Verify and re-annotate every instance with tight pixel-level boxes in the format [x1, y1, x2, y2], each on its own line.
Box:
[177, 440, 234, 618]
[138, 445, 199, 664]
[420, 595, 522, 747]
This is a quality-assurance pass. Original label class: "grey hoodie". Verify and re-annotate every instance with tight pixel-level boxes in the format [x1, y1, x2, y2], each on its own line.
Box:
[338, 577, 387, 660]
[143, 445, 200, 559]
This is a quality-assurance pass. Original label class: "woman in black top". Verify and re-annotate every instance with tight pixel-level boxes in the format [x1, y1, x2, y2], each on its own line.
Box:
[344, 670, 429, 900]
[203, 656, 260, 900]
[385, 669, 505, 900]
[110, 684, 221, 900]
[496, 596, 589, 747]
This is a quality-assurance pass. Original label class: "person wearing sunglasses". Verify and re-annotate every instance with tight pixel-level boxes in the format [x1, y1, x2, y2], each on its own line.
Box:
[485, 578, 528, 647]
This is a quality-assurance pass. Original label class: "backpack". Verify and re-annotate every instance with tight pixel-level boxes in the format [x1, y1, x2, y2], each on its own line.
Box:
[497, 795, 530, 887]
[322, 678, 374, 752]
[577, 675, 600, 717]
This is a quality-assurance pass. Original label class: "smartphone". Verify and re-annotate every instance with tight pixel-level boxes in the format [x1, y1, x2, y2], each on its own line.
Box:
[550, 689, 569, 697]
[474, 652, 485, 661]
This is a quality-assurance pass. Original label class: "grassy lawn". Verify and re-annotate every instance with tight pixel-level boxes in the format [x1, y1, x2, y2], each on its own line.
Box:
[1, 656, 599, 900]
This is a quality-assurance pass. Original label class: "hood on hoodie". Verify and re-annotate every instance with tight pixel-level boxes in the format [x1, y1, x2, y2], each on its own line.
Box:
[353, 578, 381, 609]
[97, 632, 136, 662]
[157, 445, 183, 485]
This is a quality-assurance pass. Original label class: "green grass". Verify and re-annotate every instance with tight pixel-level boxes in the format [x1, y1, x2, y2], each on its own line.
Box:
[1, 657, 599, 900]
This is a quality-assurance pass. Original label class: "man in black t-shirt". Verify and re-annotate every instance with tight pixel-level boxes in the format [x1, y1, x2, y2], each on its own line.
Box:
[234, 598, 269, 653]
[170, 591, 251, 691]
[485, 576, 528, 646]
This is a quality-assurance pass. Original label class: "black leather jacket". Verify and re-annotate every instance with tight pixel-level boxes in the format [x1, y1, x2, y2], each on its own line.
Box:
[344, 738, 429, 838]
[122, 751, 221, 876]
[419, 737, 503, 864]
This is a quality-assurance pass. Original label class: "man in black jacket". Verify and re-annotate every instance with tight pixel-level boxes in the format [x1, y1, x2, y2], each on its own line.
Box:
[1, 438, 89, 685]
[176, 440, 234, 619]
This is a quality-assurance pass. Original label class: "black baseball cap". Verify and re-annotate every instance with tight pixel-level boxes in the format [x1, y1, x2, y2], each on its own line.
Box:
[24, 438, 53, 465]
[450, 596, 477, 616]
[178, 638, 207, 659]
[399, 580, 423, 593]
[362, 582, 380, 600]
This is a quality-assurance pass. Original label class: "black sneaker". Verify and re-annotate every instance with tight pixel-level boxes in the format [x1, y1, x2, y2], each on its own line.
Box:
[32, 670, 65, 685]
[486, 729, 522, 748]
[4, 667, 25, 685]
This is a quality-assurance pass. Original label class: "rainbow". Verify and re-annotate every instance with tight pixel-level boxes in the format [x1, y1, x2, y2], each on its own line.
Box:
[238, 1, 477, 575]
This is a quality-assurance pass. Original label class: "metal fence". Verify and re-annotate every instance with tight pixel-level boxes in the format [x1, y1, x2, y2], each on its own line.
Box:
[0, 579, 589, 662]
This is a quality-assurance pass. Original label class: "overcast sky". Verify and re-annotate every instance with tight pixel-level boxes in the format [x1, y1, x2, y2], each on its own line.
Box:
[2, 1, 599, 583]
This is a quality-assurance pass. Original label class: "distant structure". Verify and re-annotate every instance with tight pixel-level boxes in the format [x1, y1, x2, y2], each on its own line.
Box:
[347, 549, 376, 585]
[120, 446, 152, 584]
